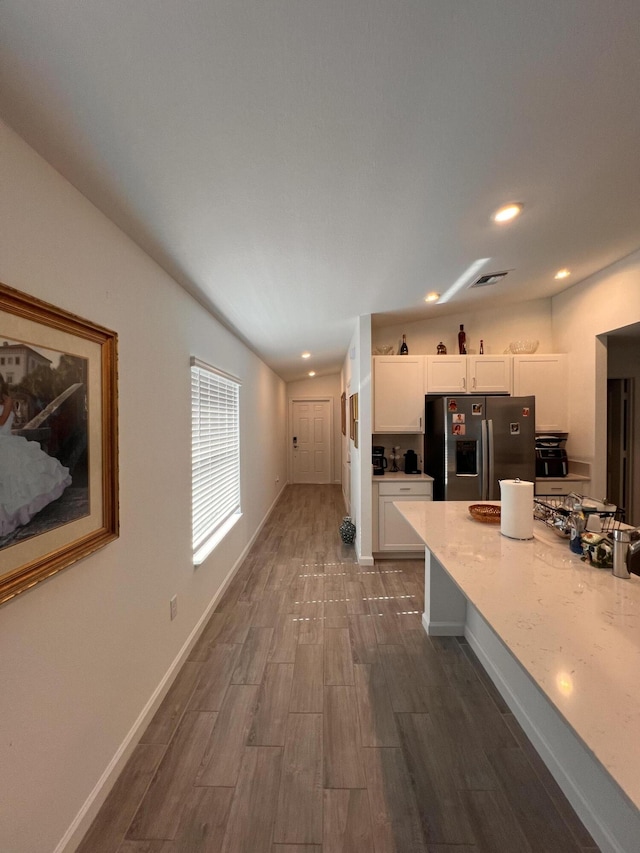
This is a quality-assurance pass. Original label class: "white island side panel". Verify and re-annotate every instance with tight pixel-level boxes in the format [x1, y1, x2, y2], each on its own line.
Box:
[395, 499, 640, 817]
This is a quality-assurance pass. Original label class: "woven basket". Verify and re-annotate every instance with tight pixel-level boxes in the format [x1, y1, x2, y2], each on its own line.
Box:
[469, 504, 501, 524]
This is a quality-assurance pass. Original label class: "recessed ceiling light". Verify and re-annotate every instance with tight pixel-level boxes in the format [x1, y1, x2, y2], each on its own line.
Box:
[424, 292, 440, 303]
[308, 371, 316, 377]
[493, 203, 523, 223]
[301, 352, 311, 359]
[554, 268, 571, 280]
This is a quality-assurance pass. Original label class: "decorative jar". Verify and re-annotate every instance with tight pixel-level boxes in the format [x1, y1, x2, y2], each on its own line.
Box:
[339, 516, 356, 544]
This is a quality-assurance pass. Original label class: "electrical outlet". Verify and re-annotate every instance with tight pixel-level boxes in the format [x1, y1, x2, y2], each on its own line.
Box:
[170, 595, 178, 621]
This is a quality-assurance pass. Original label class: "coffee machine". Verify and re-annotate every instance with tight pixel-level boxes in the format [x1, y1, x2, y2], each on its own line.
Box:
[372, 445, 387, 476]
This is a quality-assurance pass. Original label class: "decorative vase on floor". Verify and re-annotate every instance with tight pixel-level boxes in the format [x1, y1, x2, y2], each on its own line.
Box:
[339, 516, 356, 544]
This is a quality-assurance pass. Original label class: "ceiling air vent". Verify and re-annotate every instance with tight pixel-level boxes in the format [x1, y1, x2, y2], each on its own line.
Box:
[470, 271, 509, 288]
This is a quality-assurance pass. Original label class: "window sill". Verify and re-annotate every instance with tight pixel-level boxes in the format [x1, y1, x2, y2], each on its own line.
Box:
[193, 511, 242, 566]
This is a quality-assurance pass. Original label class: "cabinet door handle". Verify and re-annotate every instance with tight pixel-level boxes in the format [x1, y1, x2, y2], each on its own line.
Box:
[399, 487, 411, 491]
[472, 377, 477, 390]
[462, 377, 466, 390]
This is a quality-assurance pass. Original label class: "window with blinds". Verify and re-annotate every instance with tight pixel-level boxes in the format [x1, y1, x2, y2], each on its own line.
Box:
[191, 358, 241, 565]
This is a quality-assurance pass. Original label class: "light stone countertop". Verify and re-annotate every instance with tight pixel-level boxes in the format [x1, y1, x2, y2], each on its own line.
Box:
[371, 472, 434, 482]
[395, 499, 640, 811]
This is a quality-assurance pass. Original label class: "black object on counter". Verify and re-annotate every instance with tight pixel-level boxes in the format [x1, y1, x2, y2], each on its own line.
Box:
[373, 445, 387, 475]
[404, 449, 418, 473]
[535, 433, 569, 477]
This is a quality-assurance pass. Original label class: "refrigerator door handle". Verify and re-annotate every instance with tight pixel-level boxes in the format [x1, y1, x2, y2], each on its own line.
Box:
[481, 419, 495, 499]
[487, 418, 495, 500]
[481, 419, 489, 500]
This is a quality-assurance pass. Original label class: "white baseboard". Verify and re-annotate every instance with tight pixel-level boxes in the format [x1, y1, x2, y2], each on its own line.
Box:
[57, 484, 287, 853]
[421, 611, 465, 636]
[355, 543, 375, 567]
[374, 550, 425, 560]
[464, 604, 640, 853]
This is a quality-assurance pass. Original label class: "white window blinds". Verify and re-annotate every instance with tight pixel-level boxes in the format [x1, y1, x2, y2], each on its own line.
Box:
[191, 358, 241, 560]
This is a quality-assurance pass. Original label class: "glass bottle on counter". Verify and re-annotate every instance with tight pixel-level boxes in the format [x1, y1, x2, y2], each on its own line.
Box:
[479, 339, 484, 355]
[436, 341, 447, 354]
[400, 334, 409, 355]
[458, 324, 466, 354]
[569, 508, 586, 554]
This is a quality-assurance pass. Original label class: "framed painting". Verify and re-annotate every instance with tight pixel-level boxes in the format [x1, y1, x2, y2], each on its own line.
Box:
[0, 282, 119, 606]
[349, 392, 359, 448]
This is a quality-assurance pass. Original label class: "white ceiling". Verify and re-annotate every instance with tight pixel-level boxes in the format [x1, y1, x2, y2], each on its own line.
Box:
[1, 1, 640, 381]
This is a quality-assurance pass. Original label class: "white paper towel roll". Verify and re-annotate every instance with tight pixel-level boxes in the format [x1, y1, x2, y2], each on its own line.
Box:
[500, 478, 534, 540]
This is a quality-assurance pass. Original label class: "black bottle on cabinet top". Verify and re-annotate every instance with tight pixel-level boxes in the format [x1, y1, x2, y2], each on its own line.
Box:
[400, 334, 409, 355]
[458, 324, 467, 354]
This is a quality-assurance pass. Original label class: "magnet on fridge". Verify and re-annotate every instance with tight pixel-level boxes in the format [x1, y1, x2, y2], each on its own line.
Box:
[522, 407, 530, 417]
[448, 399, 458, 412]
[510, 423, 520, 435]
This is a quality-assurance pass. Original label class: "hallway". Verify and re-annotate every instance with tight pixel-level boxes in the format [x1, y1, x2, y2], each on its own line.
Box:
[77, 484, 598, 852]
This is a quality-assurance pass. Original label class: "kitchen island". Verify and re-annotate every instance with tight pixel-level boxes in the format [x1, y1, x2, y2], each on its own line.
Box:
[396, 500, 640, 853]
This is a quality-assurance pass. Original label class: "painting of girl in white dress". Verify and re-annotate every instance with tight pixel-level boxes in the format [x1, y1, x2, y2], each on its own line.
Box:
[0, 338, 89, 550]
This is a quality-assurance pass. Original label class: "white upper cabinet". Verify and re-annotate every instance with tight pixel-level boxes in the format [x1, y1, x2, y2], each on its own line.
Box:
[373, 356, 424, 433]
[372, 352, 566, 432]
[467, 355, 513, 393]
[512, 354, 568, 432]
[425, 355, 512, 394]
[424, 355, 467, 392]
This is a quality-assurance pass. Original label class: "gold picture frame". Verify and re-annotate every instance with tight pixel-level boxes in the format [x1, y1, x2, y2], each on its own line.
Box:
[349, 392, 359, 448]
[0, 282, 119, 606]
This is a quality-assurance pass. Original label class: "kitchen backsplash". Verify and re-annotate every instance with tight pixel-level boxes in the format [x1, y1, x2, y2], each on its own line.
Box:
[372, 433, 423, 472]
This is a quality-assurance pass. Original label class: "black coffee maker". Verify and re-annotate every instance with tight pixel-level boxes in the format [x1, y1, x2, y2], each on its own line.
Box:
[372, 445, 387, 476]
[404, 449, 419, 474]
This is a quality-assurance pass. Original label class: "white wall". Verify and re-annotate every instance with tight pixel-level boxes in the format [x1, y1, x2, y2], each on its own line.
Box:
[286, 373, 342, 482]
[372, 298, 553, 357]
[552, 250, 640, 498]
[342, 316, 373, 565]
[340, 369, 351, 512]
[0, 120, 287, 853]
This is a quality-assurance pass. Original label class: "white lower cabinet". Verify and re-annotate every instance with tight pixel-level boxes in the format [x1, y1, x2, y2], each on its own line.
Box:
[377, 481, 433, 551]
[535, 479, 590, 497]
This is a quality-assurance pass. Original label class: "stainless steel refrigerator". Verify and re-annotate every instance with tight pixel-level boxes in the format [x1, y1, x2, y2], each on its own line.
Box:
[424, 395, 536, 501]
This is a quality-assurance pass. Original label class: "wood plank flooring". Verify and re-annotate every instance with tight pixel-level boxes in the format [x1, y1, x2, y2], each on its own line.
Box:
[77, 484, 600, 853]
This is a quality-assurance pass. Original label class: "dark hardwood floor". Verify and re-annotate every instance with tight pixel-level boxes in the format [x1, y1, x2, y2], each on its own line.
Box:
[77, 484, 599, 853]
